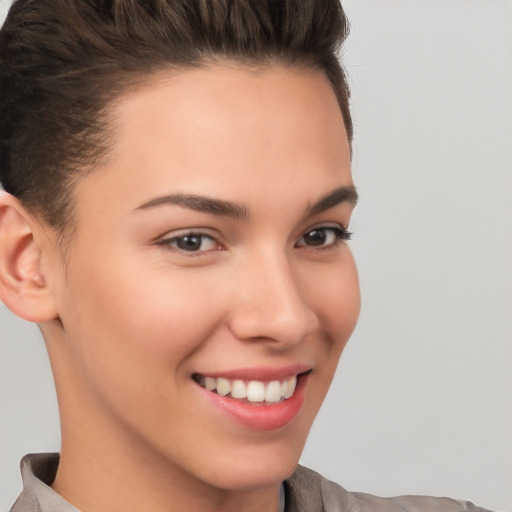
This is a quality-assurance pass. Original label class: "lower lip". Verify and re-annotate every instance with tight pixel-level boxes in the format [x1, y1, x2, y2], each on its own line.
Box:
[196, 373, 309, 431]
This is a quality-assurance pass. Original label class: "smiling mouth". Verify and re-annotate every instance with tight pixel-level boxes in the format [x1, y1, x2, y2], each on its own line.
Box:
[192, 373, 309, 404]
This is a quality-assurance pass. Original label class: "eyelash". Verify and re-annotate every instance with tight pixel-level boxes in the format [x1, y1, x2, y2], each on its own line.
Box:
[295, 226, 352, 249]
[157, 225, 352, 254]
[156, 232, 221, 253]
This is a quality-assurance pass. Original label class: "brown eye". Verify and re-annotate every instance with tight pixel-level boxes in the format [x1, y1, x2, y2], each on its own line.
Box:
[296, 226, 351, 248]
[176, 235, 204, 251]
[159, 233, 219, 252]
[303, 229, 329, 246]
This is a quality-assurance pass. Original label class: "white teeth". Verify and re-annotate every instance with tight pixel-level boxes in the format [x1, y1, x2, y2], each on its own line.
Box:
[216, 378, 231, 396]
[231, 380, 247, 399]
[265, 380, 283, 403]
[283, 375, 297, 399]
[197, 374, 300, 403]
[205, 377, 216, 391]
[247, 381, 265, 402]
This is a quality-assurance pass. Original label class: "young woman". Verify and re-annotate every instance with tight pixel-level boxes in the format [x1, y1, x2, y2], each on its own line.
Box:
[0, 1, 495, 511]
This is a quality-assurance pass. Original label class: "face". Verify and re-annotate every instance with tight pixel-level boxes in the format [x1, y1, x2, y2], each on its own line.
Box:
[43, 64, 360, 493]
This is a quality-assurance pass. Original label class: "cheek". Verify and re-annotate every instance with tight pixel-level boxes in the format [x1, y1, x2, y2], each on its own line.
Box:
[61, 258, 225, 392]
[56, 264, 230, 437]
[307, 252, 361, 343]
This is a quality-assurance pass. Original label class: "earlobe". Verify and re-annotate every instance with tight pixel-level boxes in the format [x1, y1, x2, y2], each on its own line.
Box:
[0, 193, 59, 323]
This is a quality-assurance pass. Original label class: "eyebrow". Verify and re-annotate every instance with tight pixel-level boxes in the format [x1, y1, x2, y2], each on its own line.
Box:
[135, 194, 249, 219]
[134, 185, 358, 219]
[305, 185, 359, 216]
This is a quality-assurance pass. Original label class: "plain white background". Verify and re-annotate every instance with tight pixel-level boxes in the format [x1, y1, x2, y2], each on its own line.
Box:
[1, 0, 511, 511]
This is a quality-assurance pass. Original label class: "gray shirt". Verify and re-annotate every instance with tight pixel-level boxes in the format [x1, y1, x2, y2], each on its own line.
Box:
[10, 453, 492, 512]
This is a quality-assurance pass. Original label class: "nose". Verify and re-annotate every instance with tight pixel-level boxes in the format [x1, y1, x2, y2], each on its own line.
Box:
[226, 251, 319, 348]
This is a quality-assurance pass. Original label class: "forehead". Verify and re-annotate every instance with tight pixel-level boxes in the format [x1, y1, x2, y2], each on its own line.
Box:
[74, 64, 351, 218]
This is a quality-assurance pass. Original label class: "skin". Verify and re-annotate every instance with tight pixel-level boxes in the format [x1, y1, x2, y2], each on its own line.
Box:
[0, 64, 360, 512]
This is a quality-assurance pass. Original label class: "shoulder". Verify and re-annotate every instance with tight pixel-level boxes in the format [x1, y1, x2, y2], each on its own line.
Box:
[285, 465, 493, 512]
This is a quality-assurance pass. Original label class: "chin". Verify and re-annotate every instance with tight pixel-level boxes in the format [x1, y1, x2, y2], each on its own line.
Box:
[194, 437, 306, 491]
[210, 459, 299, 492]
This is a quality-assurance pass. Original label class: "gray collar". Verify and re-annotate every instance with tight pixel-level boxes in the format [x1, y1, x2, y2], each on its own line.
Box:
[11, 453, 79, 512]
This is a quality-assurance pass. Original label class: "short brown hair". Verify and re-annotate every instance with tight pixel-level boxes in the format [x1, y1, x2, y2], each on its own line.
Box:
[0, 0, 352, 235]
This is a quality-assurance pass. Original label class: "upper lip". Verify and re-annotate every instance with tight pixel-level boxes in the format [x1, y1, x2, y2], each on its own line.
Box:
[194, 364, 312, 382]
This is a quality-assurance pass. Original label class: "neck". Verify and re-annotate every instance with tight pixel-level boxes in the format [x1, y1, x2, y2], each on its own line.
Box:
[53, 440, 280, 512]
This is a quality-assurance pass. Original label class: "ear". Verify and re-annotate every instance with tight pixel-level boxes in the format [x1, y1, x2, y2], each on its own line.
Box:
[0, 193, 59, 322]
